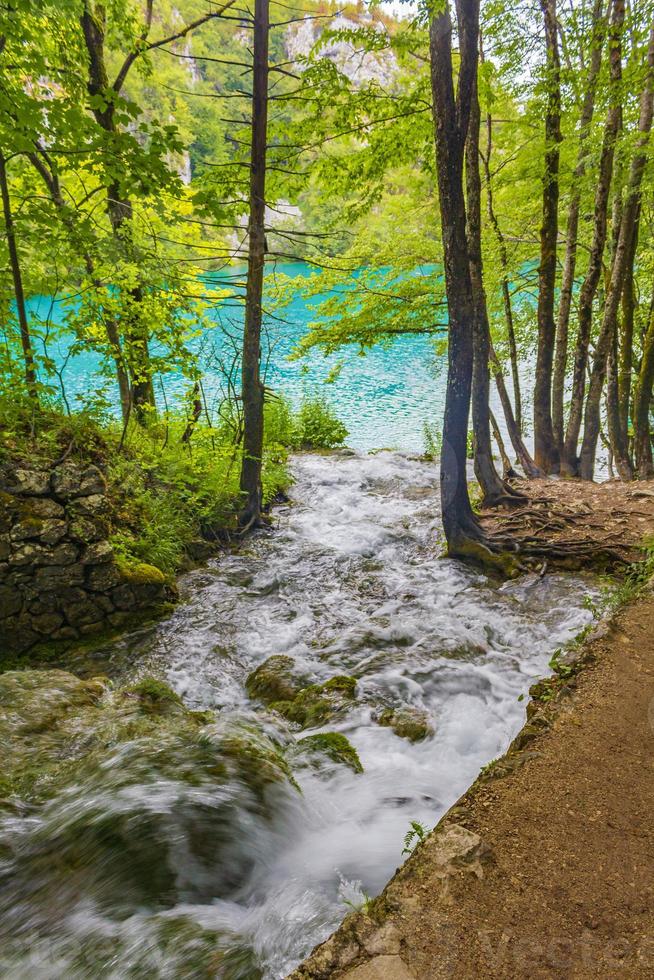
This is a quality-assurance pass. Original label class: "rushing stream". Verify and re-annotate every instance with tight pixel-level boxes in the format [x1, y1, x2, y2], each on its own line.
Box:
[0, 451, 598, 978]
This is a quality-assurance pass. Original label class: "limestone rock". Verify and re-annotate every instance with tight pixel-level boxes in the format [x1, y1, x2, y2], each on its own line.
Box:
[297, 732, 363, 773]
[376, 706, 434, 742]
[245, 654, 309, 704]
[51, 463, 106, 499]
[86, 562, 123, 592]
[1, 467, 50, 496]
[270, 675, 358, 729]
[343, 956, 415, 980]
[0, 585, 23, 619]
[81, 540, 114, 565]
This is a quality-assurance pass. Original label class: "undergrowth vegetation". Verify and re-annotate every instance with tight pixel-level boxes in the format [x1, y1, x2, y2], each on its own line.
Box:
[0, 392, 347, 577]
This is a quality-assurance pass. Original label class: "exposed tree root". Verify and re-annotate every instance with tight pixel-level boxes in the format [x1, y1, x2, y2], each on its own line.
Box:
[475, 476, 654, 573]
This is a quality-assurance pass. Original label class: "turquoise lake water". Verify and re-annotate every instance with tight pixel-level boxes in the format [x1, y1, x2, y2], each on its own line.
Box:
[26, 262, 447, 453]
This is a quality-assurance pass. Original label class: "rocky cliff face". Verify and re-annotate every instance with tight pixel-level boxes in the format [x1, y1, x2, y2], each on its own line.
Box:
[0, 461, 172, 656]
[285, 14, 398, 87]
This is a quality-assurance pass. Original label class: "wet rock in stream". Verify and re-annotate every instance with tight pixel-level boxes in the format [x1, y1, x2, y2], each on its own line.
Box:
[0, 668, 299, 961]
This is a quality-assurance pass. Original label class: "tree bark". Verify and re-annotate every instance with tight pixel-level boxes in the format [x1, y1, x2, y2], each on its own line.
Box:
[81, 2, 155, 419]
[633, 296, 654, 478]
[482, 110, 523, 436]
[0, 151, 38, 403]
[429, 0, 482, 552]
[489, 408, 518, 479]
[466, 73, 509, 506]
[533, 0, 562, 473]
[617, 206, 639, 445]
[490, 342, 543, 477]
[552, 0, 606, 452]
[561, 0, 625, 475]
[239, 0, 269, 528]
[579, 23, 654, 480]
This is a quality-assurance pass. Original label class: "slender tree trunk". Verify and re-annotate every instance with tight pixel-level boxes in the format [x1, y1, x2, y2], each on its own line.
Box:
[490, 342, 543, 477]
[466, 73, 508, 505]
[633, 297, 654, 478]
[81, 3, 155, 420]
[0, 151, 38, 403]
[239, 0, 269, 528]
[606, 320, 632, 478]
[27, 151, 131, 419]
[489, 408, 518, 479]
[533, 0, 562, 473]
[181, 382, 203, 444]
[617, 206, 639, 444]
[482, 111, 523, 435]
[562, 0, 625, 474]
[552, 0, 606, 452]
[430, 0, 482, 552]
[579, 23, 654, 480]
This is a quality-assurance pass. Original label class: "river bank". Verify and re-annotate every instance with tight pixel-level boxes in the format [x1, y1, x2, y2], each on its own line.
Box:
[290, 575, 654, 979]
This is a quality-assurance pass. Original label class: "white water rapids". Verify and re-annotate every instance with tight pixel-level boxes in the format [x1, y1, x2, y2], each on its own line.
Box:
[1, 452, 598, 978]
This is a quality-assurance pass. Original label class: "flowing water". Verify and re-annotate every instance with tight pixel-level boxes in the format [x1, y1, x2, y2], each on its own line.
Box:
[0, 451, 598, 978]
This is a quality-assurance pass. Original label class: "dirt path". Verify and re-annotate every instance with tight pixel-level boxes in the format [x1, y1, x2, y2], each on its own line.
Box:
[290, 590, 654, 979]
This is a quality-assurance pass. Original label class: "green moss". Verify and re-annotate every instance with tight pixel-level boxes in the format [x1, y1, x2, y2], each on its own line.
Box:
[323, 675, 357, 696]
[116, 559, 167, 586]
[269, 674, 357, 729]
[376, 706, 434, 743]
[245, 655, 303, 704]
[297, 732, 363, 773]
[126, 677, 183, 713]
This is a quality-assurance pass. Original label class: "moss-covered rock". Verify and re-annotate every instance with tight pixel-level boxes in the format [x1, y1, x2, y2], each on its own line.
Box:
[376, 706, 434, 743]
[270, 674, 358, 729]
[0, 668, 300, 917]
[116, 559, 167, 586]
[125, 676, 184, 714]
[297, 732, 363, 773]
[245, 654, 308, 704]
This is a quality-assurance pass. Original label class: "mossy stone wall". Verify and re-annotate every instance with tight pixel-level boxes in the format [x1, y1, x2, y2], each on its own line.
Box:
[0, 460, 172, 656]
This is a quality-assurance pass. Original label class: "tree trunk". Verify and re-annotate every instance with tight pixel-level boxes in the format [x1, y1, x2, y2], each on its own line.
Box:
[489, 408, 518, 479]
[0, 151, 38, 403]
[579, 23, 654, 480]
[561, 0, 625, 475]
[27, 150, 131, 420]
[552, 0, 606, 452]
[633, 298, 654, 478]
[481, 89, 522, 434]
[533, 0, 562, 474]
[81, 3, 155, 420]
[490, 342, 542, 477]
[466, 72, 509, 506]
[617, 206, 639, 446]
[239, 0, 269, 528]
[606, 318, 632, 479]
[429, 0, 482, 552]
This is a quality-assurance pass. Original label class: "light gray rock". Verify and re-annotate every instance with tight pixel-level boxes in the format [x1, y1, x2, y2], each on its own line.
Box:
[81, 541, 114, 565]
[3, 468, 50, 496]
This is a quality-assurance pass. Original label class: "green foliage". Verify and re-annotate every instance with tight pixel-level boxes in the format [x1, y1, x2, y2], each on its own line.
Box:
[422, 421, 442, 461]
[293, 398, 349, 450]
[597, 538, 654, 613]
[402, 819, 428, 855]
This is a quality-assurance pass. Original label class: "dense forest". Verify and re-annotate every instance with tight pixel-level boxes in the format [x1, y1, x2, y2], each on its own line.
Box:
[2, 0, 654, 563]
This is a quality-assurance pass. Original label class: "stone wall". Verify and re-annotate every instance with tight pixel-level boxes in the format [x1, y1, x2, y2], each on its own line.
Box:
[0, 460, 172, 655]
